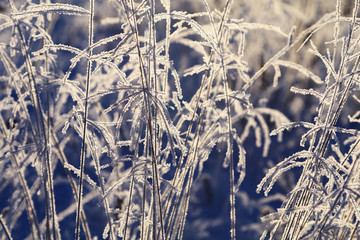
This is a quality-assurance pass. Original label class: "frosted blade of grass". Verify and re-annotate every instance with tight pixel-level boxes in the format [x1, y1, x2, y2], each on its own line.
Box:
[0, 214, 13, 240]
[63, 162, 97, 188]
[272, 64, 281, 87]
[257, 150, 313, 196]
[148, 93, 186, 164]
[11, 3, 90, 20]
[226, 21, 288, 38]
[201, 0, 218, 39]
[235, 135, 246, 189]
[243, 11, 338, 90]
[275, 60, 323, 84]
[34, 44, 82, 55]
[290, 86, 324, 100]
[157, 59, 183, 99]
[154, 12, 221, 56]
[183, 64, 209, 77]
[270, 121, 315, 136]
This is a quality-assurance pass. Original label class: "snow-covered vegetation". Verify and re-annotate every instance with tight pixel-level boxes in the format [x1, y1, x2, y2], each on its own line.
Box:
[1, 0, 360, 239]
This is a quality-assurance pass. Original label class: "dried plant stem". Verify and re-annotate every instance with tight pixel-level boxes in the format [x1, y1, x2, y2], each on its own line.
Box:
[0, 118, 42, 240]
[0, 215, 12, 240]
[51, 132, 92, 240]
[75, 0, 94, 239]
[12, 15, 57, 240]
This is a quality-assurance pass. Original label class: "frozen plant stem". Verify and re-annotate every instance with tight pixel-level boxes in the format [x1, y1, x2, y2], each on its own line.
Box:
[0, 215, 12, 240]
[0, 118, 41, 240]
[51, 131, 92, 240]
[42, 7, 59, 239]
[9, 0, 57, 238]
[75, 0, 94, 239]
[218, 1, 236, 239]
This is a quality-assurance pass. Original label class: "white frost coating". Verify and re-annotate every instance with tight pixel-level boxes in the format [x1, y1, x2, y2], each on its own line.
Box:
[3, 0, 360, 239]
[63, 162, 97, 189]
[102, 223, 110, 240]
[275, 60, 323, 84]
[11, 3, 90, 19]
[272, 64, 281, 87]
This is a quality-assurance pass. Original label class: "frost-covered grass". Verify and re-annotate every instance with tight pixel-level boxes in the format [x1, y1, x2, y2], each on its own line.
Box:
[1, 0, 360, 239]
